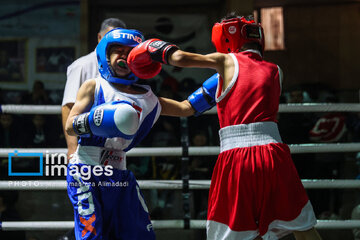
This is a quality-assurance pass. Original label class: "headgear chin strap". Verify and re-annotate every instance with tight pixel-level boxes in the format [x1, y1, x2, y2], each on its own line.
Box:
[211, 17, 265, 55]
[96, 28, 145, 85]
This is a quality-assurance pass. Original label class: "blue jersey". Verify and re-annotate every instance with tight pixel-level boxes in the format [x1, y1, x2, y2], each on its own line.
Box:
[67, 77, 159, 240]
[79, 77, 161, 152]
[71, 77, 161, 170]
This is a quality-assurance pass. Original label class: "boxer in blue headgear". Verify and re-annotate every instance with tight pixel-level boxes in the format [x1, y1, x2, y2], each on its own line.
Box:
[64, 26, 219, 240]
[71, 28, 147, 140]
[64, 28, 161, 240]
[96, 28, 144, 85]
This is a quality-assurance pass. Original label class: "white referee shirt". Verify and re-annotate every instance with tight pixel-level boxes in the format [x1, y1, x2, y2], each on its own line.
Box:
[62, 50, 100, 106]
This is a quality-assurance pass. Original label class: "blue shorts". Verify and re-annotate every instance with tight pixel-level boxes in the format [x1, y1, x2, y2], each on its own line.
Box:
[67, 163, 155, 240]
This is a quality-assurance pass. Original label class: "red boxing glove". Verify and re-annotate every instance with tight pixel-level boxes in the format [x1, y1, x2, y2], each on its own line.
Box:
[146, 39, 179, 64]
[127, 39, 162, 79]
[127, 39, 179, 79]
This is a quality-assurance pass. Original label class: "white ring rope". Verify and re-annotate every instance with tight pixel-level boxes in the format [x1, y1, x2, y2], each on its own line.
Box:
[279, 103, 360, 112]
[0, 179, 359, 190]
[0, 105, 61, 114]
[1, 142, 360, 158]
[206, 103, 360, 114]
[1, 103, 360, 232]
[1, 103, 360, 115]
[1, 220, 360, 230]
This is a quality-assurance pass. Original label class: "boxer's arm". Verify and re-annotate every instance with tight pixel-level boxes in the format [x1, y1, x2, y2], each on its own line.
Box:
[65, 79, 95, 136]
[61, 103, 78, 156]
[62, 62, 84, 157]
[66, 81, 139, 139]
[169, 50, 235, 84]
[128, 38, 234, 89]
[158, 97, 195, 117]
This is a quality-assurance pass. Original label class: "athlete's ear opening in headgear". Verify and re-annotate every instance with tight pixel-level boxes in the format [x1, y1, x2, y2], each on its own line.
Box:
[96, 28, 145, 85]
[211, 13, 265, 55]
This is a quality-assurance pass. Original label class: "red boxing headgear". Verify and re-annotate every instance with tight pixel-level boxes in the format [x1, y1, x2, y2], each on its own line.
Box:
[211, 17, 265, 54]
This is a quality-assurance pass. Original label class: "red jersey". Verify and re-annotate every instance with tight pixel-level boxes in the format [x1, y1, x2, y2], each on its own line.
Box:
[208, 50, 316, 239]
[216, 51, 282, 128]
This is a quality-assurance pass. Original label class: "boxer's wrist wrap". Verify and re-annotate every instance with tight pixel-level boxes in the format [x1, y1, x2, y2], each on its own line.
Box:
[148, 40, 179, 64]
[73, 112, 91, 136]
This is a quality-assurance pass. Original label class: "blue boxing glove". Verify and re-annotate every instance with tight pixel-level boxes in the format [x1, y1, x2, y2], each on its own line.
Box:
[188, 73, 218, 116]
[72, 101, 139, 139]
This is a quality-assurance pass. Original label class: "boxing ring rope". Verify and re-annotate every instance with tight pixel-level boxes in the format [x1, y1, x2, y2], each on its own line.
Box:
[2, 103, 360, 114]
[1, 103, 360, 231]
[1, 142, 360, 158]
[0, 104, 61, 114]
[1, 179, 360, 190]
[2, 220, 360, 231]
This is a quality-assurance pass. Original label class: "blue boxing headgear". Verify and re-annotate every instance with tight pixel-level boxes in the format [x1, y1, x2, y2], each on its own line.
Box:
[96, 28, 145, 85]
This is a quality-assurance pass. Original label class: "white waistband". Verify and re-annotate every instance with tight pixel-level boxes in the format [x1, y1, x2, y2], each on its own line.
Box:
[70, 145, 126, 170]
[219, 122, 282, 153]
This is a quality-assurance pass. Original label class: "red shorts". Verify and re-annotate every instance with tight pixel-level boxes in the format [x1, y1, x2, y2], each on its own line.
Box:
[207, 123, 317, 239]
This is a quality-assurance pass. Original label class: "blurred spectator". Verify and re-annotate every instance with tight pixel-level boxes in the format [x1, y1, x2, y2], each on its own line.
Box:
[355, 153, 360, 180]
[346, 110, 360, 142]
[347, 114, 360, 142]
[156, 70, 182, 102]
[128, 138, 153, 180]
[57, 229, 76, 240]
[352, 153, 360, 240]
[308, 91, 347, 216]
[0, 114, 25, 148]
[149, 154, 180, 218]
[28, 237, 40, 240]
[148, 114, 181, 218]
[189, 129, 214, 179]
[25, 114, 59, 148]
[0, 49, 22, 82]
[52, 114, 67, 148]
[189, 130, 216, 220]
[49, 89, 65, 105]
[151, 116, 180, 147]
[189, 114, 219, 146]
[0, 87, 3, 103]
[2, 90, 23, 104]
[278, 86, 316, 176]
[0, 191, 26, 239]
[23, 80, 51, 105]
[127, 156, 152, 180]
[352, 204, 360, 240]
[158, 69, 180, 97]
[150, 72, 181, 146]
[178, 77, 198, 99]
[278, 86, 315, 144]
[0, 114, 26, 179]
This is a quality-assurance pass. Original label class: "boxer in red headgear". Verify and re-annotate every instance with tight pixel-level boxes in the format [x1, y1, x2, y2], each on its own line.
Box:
[128, 13, 322, 240]
[211, 16, 265, 55]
